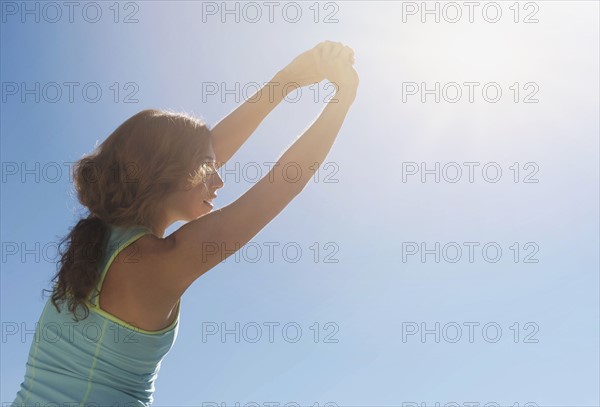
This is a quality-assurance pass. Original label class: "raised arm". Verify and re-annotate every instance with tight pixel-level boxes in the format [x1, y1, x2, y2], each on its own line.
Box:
[210, 42, 335, 169]
[157, 41, 359, 299]
[209, 71, 291, 169]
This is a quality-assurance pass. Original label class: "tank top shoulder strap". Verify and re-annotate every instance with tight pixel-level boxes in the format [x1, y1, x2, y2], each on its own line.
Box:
[87, 223, 154, 307]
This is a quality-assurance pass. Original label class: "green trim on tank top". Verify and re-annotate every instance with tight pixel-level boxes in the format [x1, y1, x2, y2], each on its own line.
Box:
[84, 224, 180, 336]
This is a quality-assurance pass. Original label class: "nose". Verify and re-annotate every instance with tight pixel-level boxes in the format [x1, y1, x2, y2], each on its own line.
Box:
[209, 171, 224, 189]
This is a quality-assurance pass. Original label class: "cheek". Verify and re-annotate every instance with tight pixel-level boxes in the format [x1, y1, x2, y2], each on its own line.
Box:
[189, 186, 208, 209]
[194, 184, 207, 199]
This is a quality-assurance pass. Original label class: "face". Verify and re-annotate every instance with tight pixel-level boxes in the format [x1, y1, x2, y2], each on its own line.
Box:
[164, 143, 224, 223]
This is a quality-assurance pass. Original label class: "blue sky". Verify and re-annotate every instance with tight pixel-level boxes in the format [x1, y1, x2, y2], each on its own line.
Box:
[1, 1, 599, 406]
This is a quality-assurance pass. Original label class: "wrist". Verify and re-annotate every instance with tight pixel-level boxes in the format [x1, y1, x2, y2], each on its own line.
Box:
[274, 68, 292, 84]
[259, 71, 289, 104]
[331, 82, 357, 104]
[269, 70, 297, 99]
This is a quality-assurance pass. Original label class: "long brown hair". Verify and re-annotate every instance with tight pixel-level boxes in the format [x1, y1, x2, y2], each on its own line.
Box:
[42, 109, 212, 322]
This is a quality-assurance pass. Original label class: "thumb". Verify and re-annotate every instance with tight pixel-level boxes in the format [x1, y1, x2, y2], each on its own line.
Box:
[338, 46, 355, 65]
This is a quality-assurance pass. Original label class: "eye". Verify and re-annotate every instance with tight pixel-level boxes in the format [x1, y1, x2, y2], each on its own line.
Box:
[201, 162, 217, 175]
[186, 161, 217, 188]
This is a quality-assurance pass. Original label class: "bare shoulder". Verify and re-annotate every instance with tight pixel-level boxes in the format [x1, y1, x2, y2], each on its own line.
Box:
[98, 232, 181, 331]
[114, 233, 180, 302]
[119, 232, 176, 267]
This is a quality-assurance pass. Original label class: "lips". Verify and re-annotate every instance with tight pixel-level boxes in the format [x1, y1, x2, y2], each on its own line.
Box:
[203, 195, 217, 207]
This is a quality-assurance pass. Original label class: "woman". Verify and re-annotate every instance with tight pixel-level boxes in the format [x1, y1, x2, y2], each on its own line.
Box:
[11, 40, 359, 406]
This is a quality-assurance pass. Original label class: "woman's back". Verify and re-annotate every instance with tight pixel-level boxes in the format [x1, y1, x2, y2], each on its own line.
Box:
[12, 224, 180, 407]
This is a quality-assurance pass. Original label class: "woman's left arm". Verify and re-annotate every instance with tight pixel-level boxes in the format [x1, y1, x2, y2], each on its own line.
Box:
[210, 70, 293, 169]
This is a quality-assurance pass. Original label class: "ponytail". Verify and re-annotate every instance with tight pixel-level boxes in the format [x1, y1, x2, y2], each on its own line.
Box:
[43, 214, 110, 322]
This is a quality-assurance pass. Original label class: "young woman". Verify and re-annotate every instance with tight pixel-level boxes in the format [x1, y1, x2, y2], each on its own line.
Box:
[11, 40, 358, 406]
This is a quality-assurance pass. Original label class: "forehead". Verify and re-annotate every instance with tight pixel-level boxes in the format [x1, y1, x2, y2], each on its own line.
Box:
[199, 143, 216, 161]
[206, 141, 215, 157]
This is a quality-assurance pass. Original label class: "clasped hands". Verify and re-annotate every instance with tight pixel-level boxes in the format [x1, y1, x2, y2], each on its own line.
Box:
[279, 41, 359, 98]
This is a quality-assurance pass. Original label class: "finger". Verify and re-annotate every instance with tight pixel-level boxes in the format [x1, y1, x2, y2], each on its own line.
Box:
[316, 44, 324, 60]
[314, 41, 326, 60]
[325, 41, 344, 60]
[312, 48, 323, 74]
[325, 40, 345, 60]
[313, 41, 327, 59]
[331, 42, 345, 59]
[346, 47, 356, 64]
[322, 41, 335, 60]
[315, 40, 330, 50]
[330, 58, 350, 79]
[335, 47, 349, 62]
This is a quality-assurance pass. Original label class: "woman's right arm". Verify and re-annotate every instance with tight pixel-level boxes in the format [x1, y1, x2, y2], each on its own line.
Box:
[155, 47, 359, 299]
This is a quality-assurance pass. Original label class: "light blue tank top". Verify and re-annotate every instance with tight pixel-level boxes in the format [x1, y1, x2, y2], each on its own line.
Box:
[11, 223, 181, 407]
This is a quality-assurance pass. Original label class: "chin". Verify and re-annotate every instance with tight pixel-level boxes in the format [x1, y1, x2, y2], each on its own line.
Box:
[194, 209, 211, 219]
